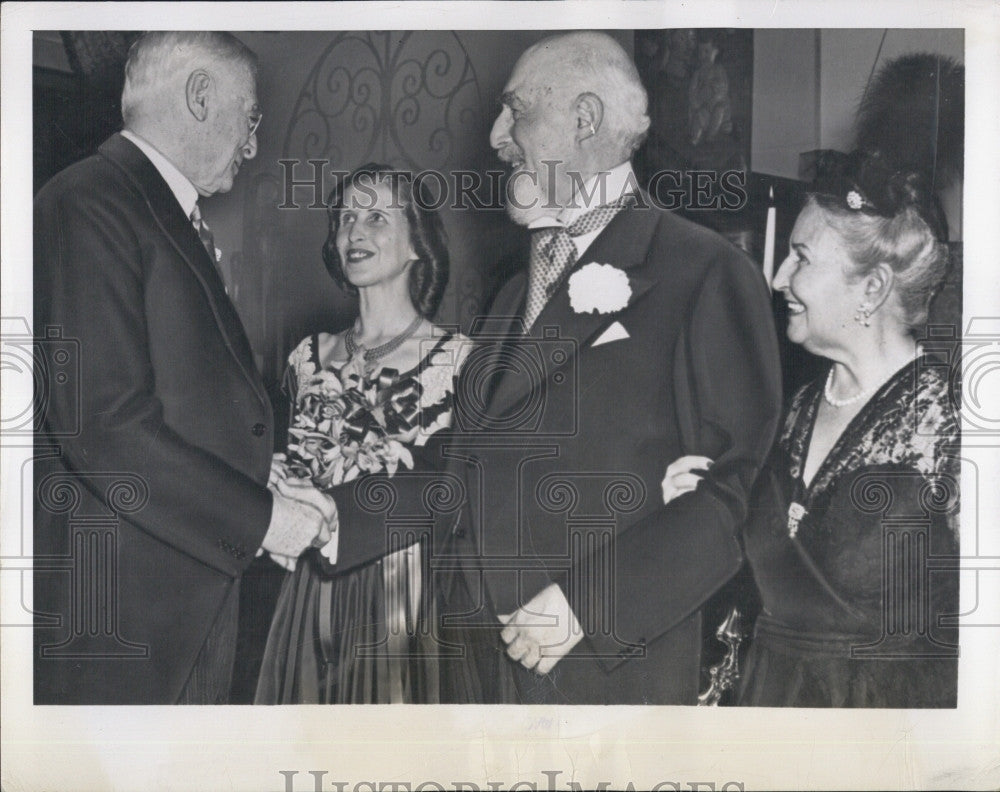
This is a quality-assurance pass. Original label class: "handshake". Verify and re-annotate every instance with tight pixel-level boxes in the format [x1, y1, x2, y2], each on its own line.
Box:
[260, 453, 339, 571]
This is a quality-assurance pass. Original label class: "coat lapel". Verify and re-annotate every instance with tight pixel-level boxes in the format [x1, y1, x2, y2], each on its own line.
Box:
[489, 269, 529, 335]
[99, 134, 268, 408]
[486, 201, 660, 420]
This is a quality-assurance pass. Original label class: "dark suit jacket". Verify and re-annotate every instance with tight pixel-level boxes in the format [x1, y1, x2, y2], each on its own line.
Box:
[33, 134, 274, 704]
[440, 193, 783, 704]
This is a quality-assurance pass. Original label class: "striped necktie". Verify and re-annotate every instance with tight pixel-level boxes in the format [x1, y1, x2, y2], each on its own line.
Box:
[523, 197, 630, 329]
[190, 204, 218, 263]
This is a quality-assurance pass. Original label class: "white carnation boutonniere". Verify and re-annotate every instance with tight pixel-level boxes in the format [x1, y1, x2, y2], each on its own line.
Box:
[567, 263, 632, 315]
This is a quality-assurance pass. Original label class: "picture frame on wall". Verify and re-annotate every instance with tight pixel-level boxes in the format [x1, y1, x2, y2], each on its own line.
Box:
[634, 29, 753, 176]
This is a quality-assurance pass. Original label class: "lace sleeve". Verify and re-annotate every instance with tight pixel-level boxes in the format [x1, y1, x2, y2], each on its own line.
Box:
[924, 374, 961, 540]
[779, 381, 814, 447]
[868, 365, 961, 540]
[413, 333, 472, 447]
[279, 336, 317, 450]
[286, 335, 317, 396]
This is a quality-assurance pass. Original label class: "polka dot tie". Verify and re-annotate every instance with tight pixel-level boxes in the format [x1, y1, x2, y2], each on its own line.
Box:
[523, 198, 630, 330]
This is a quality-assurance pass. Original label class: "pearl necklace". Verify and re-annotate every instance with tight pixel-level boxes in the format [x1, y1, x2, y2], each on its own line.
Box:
[823, 367, 881, 408]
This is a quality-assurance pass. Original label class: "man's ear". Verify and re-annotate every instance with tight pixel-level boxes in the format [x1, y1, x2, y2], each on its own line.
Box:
[186, 70, 211, 122]
[575, 92, 604, 142]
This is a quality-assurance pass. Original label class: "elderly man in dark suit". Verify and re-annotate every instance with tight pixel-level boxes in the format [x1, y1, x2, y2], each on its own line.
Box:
[33, 32, 335, 704]
[440, 31, 783, 704]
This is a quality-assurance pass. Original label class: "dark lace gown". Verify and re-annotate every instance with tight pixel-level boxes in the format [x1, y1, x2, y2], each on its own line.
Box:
[255, 332, 467, 704]
[739, 356, 960, 707]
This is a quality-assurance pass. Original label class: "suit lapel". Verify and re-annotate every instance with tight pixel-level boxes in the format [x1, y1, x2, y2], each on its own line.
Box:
[486, 202, 660, 420]
[464, 270, 528, 414]
[99, 135, 268, 408]
[489, 269, 529, 335]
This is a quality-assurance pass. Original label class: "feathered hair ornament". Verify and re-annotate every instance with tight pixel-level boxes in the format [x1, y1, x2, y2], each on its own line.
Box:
[855, 53, 964, 190]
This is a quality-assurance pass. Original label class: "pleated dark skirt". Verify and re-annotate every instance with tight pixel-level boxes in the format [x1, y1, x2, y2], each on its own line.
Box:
[255, 544, 441, 704]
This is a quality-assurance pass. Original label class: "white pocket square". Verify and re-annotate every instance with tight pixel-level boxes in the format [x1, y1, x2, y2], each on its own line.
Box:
[591, 321, 630, 347]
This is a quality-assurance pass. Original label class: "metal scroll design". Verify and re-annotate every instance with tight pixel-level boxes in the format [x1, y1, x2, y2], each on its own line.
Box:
[282, 31, 482, 172]
[697, 607, 745, 706]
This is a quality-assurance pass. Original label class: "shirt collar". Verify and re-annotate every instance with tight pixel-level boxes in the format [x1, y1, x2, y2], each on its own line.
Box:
[121, 130, 199, 219]
[559, 161, 637, 226]
[525, 162, 637, 232]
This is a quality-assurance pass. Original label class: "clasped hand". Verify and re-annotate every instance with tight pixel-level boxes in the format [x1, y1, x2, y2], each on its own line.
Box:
[261, 453, 339, 571]
[499, 583, 583, 675]
[498, 456, 714, 674]
[661, 455, 713, 504]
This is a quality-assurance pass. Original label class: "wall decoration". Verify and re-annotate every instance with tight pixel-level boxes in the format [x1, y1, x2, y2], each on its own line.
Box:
[282, 31, 482, 172]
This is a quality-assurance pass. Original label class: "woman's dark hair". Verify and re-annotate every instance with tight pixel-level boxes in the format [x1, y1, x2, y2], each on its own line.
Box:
[321, 163, 449, 319]
[806, 151, 951, 333]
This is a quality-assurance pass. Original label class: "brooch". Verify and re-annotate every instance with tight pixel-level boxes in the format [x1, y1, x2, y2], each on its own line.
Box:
[846, 190, 868, 211]
[787, 502, 807, 538]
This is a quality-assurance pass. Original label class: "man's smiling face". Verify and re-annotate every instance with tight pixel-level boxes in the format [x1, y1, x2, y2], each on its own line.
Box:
[489, 49, 582, 225]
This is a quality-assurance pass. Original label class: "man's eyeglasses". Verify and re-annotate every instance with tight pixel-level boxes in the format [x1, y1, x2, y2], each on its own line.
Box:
[248, 110, 263, 138]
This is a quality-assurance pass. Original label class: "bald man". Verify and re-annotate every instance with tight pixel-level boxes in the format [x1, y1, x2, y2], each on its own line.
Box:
[440, 32, 783, 704]
[33, 32, 334, 704]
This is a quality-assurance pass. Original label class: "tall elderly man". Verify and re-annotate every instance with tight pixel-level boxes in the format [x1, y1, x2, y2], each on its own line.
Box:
[441, 31, 782, 704]
[33, 32, 334, 704]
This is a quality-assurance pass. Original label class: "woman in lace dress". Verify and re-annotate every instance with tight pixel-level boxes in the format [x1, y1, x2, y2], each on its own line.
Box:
[255, 164, 469, 704]
[664, 158, 960, 706]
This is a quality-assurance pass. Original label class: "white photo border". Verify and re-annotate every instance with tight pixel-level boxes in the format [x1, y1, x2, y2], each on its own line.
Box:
[3, 3, 999, 790]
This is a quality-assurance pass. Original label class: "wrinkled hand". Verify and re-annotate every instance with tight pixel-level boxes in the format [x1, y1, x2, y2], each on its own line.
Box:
[262, 464, 338, 561]
[661, 455, 713, 505]
[499, 583, 582, 675]
[269, 452, 289, 487]
[270, 472, 338, 526]
[269, 452, 337, 528]
[266, 550, 299, 572]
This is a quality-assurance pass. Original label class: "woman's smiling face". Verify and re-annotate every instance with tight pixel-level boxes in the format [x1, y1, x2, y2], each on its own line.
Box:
[771, 203, 869, 358]
[336, 178, 417, 290]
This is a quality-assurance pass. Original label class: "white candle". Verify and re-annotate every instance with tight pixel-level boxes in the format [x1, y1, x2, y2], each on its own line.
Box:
[762, 185, 776, 291]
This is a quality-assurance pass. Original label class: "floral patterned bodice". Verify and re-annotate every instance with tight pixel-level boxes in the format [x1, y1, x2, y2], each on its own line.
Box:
[284, 330, 470, 450]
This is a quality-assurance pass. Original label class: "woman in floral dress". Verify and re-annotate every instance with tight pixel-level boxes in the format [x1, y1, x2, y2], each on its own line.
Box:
[255, 164, 469, 703]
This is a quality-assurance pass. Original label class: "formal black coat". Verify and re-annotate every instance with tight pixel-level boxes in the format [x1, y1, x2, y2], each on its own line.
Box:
[33, 134, 274, 704]
[439, 195, 783, 704]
